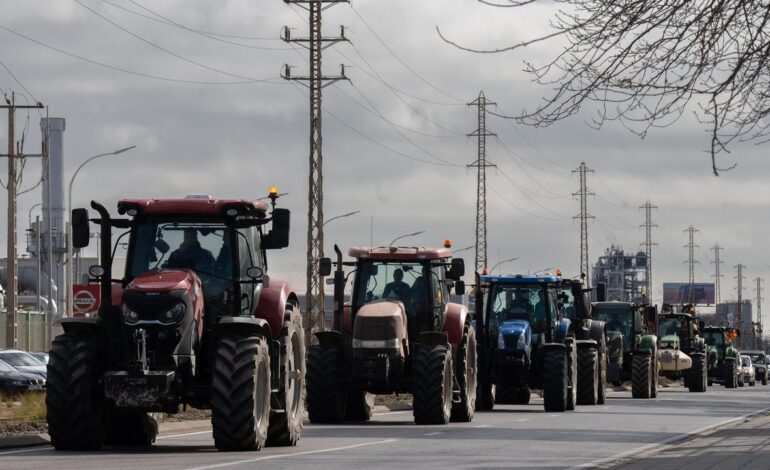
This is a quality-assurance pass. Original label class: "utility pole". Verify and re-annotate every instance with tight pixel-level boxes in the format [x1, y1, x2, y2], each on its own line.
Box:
[735, 263, 746, 346]
[282, 0, 348, 335]
[573, 162, 594, 286]
[683, 225, 699, 304]
[755, 277, 763, 350]
[1, 92, 43, 348]
[711, 244, 724, 305]
[639, 201, 657, 303]
[467, 91, 496, 273]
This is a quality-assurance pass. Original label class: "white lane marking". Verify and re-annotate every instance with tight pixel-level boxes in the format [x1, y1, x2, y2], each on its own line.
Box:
[546, 414, 560, 418]
[185, 438, 397, 470]
[0, 446, 52, 455]
[515, 418, 529, 422]
[565, 405, 770, 470]
[423, 432, 443, 436]
[372, 410, 411, 416]
[473, 424, 491, 428]
[157, 430, 212, 440]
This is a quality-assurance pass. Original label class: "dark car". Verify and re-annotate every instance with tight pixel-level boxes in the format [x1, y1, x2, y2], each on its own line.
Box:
[0, 349, 46, 378]
[29, 352, 48, 365]
[0, 359, 46, 395]
[744, 350, 768, 385]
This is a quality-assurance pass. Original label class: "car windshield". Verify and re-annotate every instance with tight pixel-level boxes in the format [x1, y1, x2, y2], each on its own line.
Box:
[742, 356, 752, 367]
[750, 354, 765, 364]
[0, 351, 42, 367]
[0, 359, 16, 372]
[488, 283, 551, 334]
[353, 261, 428, 314]
[703, 331, 726, 347]
[593, 305, 633, 342]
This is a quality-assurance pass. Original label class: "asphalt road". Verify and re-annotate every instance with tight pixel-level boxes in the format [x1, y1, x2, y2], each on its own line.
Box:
[2, 384, 768, 470]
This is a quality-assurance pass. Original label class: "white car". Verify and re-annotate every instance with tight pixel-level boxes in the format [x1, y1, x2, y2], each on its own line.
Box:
[740, 355, 756, 387]
[0, 350, 46, 379]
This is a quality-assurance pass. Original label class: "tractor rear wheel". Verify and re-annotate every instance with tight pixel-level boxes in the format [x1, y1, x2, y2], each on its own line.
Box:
[577, 347, 599, 405]
[46, 333, 105, 450]
[413, 344, 453, 425]
[344, 391, 374, 421]
[724, 358, 738, 388]
[543, 348, 568, 412]
[688, 353, 707, 393]
[451, 327, 477, 422]
[763, 374, 768, 386]
[267, 305, 305, 447]
[566, 340, 577, 411]
[212, 334, 271, 451]
[597, 342, 607, 405]
[475, 381, 495, 411]
[105, 410, 157, 446]
[306, 344, 346, 423]
[631, 354, 652, 399]
[650, 354, 659, 398]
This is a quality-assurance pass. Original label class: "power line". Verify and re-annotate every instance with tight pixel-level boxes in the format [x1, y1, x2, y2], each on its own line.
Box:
[468, 91, 496, 272]
[493, 135, 569, 199]
[0, 58, 40, 105]
[487, 184, 565, 221]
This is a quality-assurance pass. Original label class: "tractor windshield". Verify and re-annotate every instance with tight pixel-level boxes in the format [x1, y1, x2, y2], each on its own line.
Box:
[750, 354, 765, 365]
[703, 331, 726, 347]
[353, 261, 428, 315]
[593, 305, 633, 343]
[659, 317, 689, 338]
[487, 284, 553, 334]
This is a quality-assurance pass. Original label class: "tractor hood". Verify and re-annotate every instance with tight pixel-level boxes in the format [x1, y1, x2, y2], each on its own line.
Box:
[127, 269, 198, 293]
[352, 299, 408, 353]
[498, 320, 531, 351]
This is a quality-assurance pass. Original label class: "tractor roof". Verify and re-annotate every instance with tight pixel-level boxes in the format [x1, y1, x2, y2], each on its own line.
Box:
[348, 246, 452, 261]
[117, 196, 269, 217]
[481, 274, 562, 285]
[593, 301, 634, 308]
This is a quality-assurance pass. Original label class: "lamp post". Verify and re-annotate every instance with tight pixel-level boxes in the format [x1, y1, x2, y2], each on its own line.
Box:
[490, 257, 519, 275]
[324, 210, 360, 227]
[453, 245, 474, 254]
[389, 230, 426, 247]
[67, 145, 135, 316]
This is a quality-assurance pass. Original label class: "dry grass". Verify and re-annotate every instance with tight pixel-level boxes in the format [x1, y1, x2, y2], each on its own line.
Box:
[0, 392, 46, 421]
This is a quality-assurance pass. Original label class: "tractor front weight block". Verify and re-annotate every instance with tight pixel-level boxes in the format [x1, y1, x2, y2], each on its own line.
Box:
[104, 371, 176, 412]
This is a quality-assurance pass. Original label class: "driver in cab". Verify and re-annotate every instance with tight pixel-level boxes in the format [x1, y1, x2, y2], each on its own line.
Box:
[383, 268, 411, 300]
[168, 228, 216, 272]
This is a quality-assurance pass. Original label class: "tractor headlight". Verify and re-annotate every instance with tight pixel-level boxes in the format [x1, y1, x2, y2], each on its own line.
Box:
[122, 304, 139, 324]
[159, 303, 186, 324]
[497, 333, 506, 349]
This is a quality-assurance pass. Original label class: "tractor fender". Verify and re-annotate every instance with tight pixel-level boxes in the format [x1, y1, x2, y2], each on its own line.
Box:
[442, 302, 467, 345]
[555, 318, 571, 343]
[631, 348, 653, 357]
[59, 317, 102, 335]
[575, 339, 598, 350]
[725, 346, 737, 358]
[637, 334, 657, 351]
[315, 330, 345, 349]
[588, 320, 606, 347]
[217, 316, 272, 340]
[255, 279, 293, 337]
[420, 331, 449, 348]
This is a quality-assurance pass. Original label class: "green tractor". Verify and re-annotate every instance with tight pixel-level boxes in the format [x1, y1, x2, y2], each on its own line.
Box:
[657, 304, 708, 392]
[591, 301, 659, 399]
[702, 326, 740, 388]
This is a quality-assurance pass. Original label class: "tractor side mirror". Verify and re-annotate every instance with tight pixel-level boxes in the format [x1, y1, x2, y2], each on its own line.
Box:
[263, 208, 290, 250]
[454, 280, 465, 296]
[246, 266, 264, 280]
[154, 238, 170, 254]
[88, 265, 105, 279]
[72, 208, 90, 249]
[448, 258, 465, 280]
[320, 257, 332, 277]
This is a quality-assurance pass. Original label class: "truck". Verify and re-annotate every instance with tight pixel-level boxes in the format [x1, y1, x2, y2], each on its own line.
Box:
[657, 304, 707, 392]
[47, 193, 305, 451]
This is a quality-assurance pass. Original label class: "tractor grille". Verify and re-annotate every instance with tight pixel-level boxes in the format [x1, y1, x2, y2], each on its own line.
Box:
[123, 289, 187, 320]
[503, 334, 519, 349]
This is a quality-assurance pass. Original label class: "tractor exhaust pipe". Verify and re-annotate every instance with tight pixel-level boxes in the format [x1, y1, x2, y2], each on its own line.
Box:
[90, 200, 113, 318]
[333, 244, 344, 332]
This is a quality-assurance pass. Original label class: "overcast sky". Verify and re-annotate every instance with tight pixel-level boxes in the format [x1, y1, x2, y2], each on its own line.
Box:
[1, 0, 768, 307]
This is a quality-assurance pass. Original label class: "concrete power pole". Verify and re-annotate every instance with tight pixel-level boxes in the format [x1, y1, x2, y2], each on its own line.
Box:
[573, 162, 594, 286]
[467, 91, 496, 273]
[684, 225, 699, 304]
[735, 263, 746, 346]
[1, 92, 43, 348]
[711, 244, 724, 306]
[282, 0, 348, 334]
[639, 201, 657, 303]
[755, 277, 763, 349]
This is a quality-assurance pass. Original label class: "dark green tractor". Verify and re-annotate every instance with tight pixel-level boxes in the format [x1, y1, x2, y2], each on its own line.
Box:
[657, 305, 707, 392]
[703, 326, 740, 388]
[592, 302, 659, 399]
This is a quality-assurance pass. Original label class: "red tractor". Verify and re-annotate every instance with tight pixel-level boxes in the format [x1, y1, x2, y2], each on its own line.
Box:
[307, 244, 475, 425]
[46, 193, 305, 452]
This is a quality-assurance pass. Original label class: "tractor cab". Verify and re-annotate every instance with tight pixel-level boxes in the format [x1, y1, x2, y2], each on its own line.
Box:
[592, 302, 642, 353]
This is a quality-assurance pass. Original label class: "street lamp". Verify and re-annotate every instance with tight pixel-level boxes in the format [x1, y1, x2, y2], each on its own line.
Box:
[490, 257, 519, 275]
[389, 230, 426, 247]
[453, 245, 474, 254]
[67, 145, 135, 316]
[324, 210, 360, 227]
[28, 202, 42, 229]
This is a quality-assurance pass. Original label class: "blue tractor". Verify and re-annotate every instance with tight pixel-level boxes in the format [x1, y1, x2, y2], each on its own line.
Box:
[475, 273, 600, 412]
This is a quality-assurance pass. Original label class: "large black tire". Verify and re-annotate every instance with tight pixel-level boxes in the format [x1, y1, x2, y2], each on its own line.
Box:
[475, 381, 495, 411]
[543, 348, 568, 412]
[577, 347, 599, 406]
[688, 353, 707, 393]
[413, 344, 453, 425]
[344, 390, 374, 421]
[631, 354, 652, 399]
[724, 358, 738, 389]
[211, 334, 271, 451]
[650, 352, 659, 398]
[763, 374, 768, 386]
[46, 333, 105, 450]
[267, 305, 305, 446]
[597, 345, 607, 405]
[566, 341, 577, 411]
[105, 410, 158, 446]
[451, 327, 477, 422]
[306, 344, 346, 423]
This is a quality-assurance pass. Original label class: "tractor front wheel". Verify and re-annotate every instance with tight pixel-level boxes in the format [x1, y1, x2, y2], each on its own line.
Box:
[543, 348, 568, 412]
[306, 344, 346, 423]
[577, 347, 599, 406]
[211, 334, 271, 451]
[724, 358, 738, 389]
[632, 354, 652, 399]
[566, 340, 577, 411]
[451, 327, 477, 422]
[345, 391, 374, 421]
[688, 353, 707, 393]
[475, 381, 495, 411]
[46, 333, 105, 450]
[267, 305, 305, 446]
[413, 344, 453, 425]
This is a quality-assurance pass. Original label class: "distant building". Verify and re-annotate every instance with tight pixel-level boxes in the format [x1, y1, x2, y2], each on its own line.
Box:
[591, 245, 648, 302]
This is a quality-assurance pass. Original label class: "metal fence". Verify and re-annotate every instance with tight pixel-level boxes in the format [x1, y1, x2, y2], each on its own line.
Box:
[0, 310, 61, 351]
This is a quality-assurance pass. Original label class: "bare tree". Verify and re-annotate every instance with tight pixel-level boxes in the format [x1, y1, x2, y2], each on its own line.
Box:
[439, 0, 770, 175]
